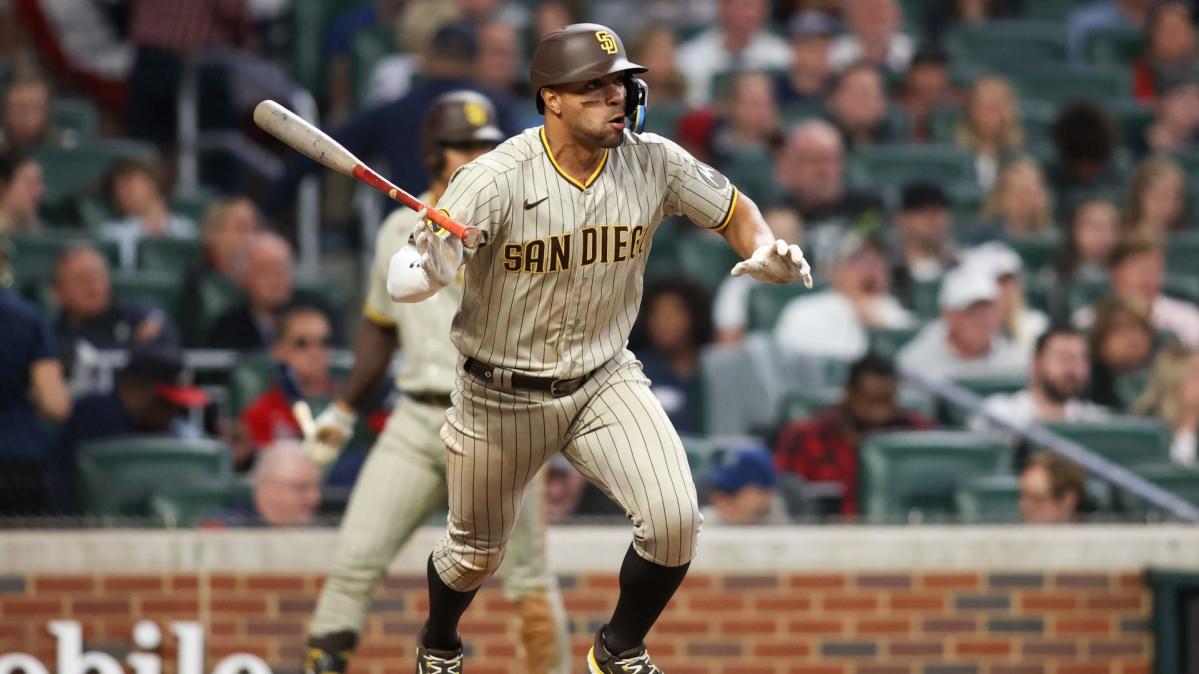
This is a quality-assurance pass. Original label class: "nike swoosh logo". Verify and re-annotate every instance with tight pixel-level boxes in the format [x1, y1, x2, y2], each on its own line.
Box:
[524, 196, 549, 210]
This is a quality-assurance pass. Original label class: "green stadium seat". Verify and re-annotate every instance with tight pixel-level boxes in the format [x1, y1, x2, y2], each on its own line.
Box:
[681, 435, 721, 474]
[1166, 232, 1199, 277]
[747, 282, 805, 332]
[76, 437, 233, 516]
[170, 189, 218, 224]
[910, 279, 942, 321]
[1024, 0, 1088, 22]
[848, 144, 976, 189]
[8, 232, 119, 294]
[723, 147, 777, 204]
[946, 21, 1068, 66]
[149, 478, 252, 527]
[351, 23, 398, 107]
[1008, 64, 1131, 106]
[953, 373, 1028, 399]
[1164, 274, 1199, 305]
[230, 352, 274, 415]
[1131, 464, 1199, 508]
[110, 270, 183, 323]
[1062, 278, 1112, 314]
[779, 386, 936, 423]
[1008, 236, 1062, 274]
[291, 0, 368, 98]
[859, 430, 1010, 521]
[676, 235, 742, 290]
[928, 106, 962, 144]
[32, 139, 157, 208]
[644, 101, 689, 138]
[1043, 417, 1173, 468]
[1085, 27, 1146, 66]
[954, 474, 1021, 523]
[76, 193, 115, 227]
[294, 276, 349, 317]
[1105, 98, 1154, 142]
[868, 325, 921, 358]
[52, 97, 100, 139]
[192, 274, 245, 345]
[138, 236, 203, 273]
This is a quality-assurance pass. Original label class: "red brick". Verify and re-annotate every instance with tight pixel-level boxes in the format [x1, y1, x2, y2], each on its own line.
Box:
[1084, 593, 1144, 611]
[854, 618, 912, 635]
[682, 574, 716, 590]
[72, 598, 130, 615]
[586, 575, 620, 589]
[1120, 665, 1149, 674]
[691, 594, 748, 611]
[821, 594, 879, 611]
[1052, 574, 1110, 589]
[1055, 617, 1113, 636]
[2, 597, 62, 615]
[1116, 572, 1143, 589]
[1087, 640, 1146, 658]
[858, 667, 911, 674]
[458, 619, 507, 635]
[788, 666, 846, 674]
[789, 618, 845, 635]
[887, 641, 943, 657]
[357, 644, 412, 658]
[1057, 665, 1112, 674]
[655, 619, 711, 635]
[482, 643, 518, 658]
[33, 575, 95, 593]
[755, 596, 811, 611]
[991, 667, 1044, 674]
[888, 593, 945, 612]
[754, 641, 812, 657]
[921, 572, 980, 589]
[102, 575, 163, 592]
[1020, 592, 1078, 611]
[790, 573, 848, 589]
[141, 596, 200, 614]
[210, 574, 240, 591]
[170, 575, 200, 592]
[954, 639, 1013, 656]
[210, 621, 239, 636]
[212, 597, 269, 613]
[245, 575, 305, 592]
[563, 596, 609, 612]
[720, 619, 777, 635]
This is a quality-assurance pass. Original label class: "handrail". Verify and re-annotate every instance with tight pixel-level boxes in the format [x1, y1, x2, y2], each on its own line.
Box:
[900, 367, 1199, 523]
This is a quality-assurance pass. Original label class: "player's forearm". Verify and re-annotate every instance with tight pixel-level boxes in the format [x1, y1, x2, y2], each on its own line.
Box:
[387, 244, 446, 303]
[337, 319, 399, 412]
[720, 192, 776, 259]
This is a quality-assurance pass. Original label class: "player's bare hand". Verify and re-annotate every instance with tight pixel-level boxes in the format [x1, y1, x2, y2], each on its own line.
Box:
[730, 239, 813, 287]
[303, 401, 357, 467]
[414, 210, 463, 287]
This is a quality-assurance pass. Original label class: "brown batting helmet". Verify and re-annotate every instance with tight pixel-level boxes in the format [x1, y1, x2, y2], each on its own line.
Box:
[420, 90, 505, 176]
[529, 23, 647, 114]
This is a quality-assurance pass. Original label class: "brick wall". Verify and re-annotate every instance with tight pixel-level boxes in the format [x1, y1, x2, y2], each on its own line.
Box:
[0, 571, 1151, 674]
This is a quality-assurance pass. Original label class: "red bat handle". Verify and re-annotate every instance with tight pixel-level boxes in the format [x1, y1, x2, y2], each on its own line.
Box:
[351, 165, 483, 248]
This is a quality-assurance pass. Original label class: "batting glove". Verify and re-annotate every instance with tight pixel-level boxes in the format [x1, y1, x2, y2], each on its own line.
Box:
[304, 401, 357, 467]
[731, 239, 813, 287]
[413, 208, 463, 287]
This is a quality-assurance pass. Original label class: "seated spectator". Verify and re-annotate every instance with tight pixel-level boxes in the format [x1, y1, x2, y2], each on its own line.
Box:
[96, 159, 197, 270]
[630, 26, 689, 106]
[707, 72, 783, 171]
[543, 453, 623, 522]
[1048, 102, 1124, 221]
[53, 244, 179, 376]
[0, 279, 70, 516]
[773, 120, 885, 265]
[894, 43, 962, 142]
[776, 231, 914, 359]
[971, 327, 1107, 436]
[979, 158, 1055, 242]
[475, 20, 525, 99]
[890, 182, 958, 311]
[925, 0, 1022, 40]
[56, 346, 209, 510]
[1019, 451, 1085, 524]
[630, 278, 713, 435]
[955, 76, 1024, 191]
[775, 11, 835, 107]
[898, 264, 1028, 379]
[215, 441, 322, 527]
[1074, 238, 1199, 347]
[0, 64, 56, 154]
[774, 353, 934, 516]
[1086, 295, 1158, 409]
[240, 305, 336, 468]
[962, 242, 1049, 356]
[1067, 0, 1151, 62]
[1121, 156, 1189, 242]
[1138, 78, 1199, 157]
[826, 62, 900, 151]
[207, 232, 334, 351]
[1136, 344, 1199, 466]
[1131, 2, 1196, 102]
[702, 445, 789, 525]
[829, 0, 914, 76]
[0, 151, 45, 235]
[675, 0, 791, 105]
[713, 206, 803, 344]
[1042, 198, 1121, 319]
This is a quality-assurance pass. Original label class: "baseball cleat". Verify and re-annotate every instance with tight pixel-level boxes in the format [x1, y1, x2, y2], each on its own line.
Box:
[415, 643, 463, 674]
[303, 646, 349, 674]
[587, 625, 663, 673]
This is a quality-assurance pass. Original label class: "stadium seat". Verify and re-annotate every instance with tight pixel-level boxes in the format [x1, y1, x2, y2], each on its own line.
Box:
[149, 478, 252, 527]
[910, 279, 942, 320]
[722, 147, 777, 204]
[945, 21, 1068, 67]
[941, 374, 1029, 426]
[229, 352, 275, 415]
[1085, 27, 1146, 66]
[1008, 64, 1131, 106]
[138, 236, 203, 273]
[1105, 98, 1154, 142]
[1043, 417, 1173, 468]
[294, 276, 349, 318]
[1024, 0, 1089, 22]
[351, 23, 398, 107]
[32, 139, 157, 209]
[779, 386, 936, 423]
[76, 437, 233, 516]
[110, 270, 183, 324]
[676, 234, 742, 291]
[954, 474, 1021, 523]
[1008, 236, 1061, 274]
[867, 325, 921, 358]
[859, 430, 1010, 521]
[192, 274, 245, 345]
[746, 282, 806, 332]
[8, 232, 120, 294]
[1131, 464, 1199, 508]
[1166, 232, 1199, 277]
[291, 0, 367, 98]
[643, 100, 689, 138]
[52, 97, 100, 139]
[170, 189, 218, 224]
[847, 144, 975, 189]
[1164, 274, 1199, 305]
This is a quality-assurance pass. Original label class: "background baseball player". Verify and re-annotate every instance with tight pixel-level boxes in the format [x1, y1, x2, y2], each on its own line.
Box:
[300, 91, 569, 674]
[389, 24, 812, 674]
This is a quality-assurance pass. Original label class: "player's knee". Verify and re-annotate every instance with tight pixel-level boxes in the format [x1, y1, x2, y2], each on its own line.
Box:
[636, 500, 702, 566]
[436, 546, 507, 592]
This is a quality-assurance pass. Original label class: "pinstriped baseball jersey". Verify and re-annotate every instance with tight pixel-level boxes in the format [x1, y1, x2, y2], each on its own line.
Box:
[364, 192, 463, 395]
[436, 126, 738, 379]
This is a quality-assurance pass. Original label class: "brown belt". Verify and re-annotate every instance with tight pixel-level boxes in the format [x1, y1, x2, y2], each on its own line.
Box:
[404, 391, 453, 408]
[463, 357, 591, 397]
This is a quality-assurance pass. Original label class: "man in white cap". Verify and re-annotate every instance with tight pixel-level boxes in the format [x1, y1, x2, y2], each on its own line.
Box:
[897, 264, 1028, 379]
[960, 241, 1049, 357]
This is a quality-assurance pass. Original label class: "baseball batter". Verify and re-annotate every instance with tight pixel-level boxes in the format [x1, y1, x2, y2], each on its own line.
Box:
[389, 24, 812, 674]
[299, 92, 569, 674]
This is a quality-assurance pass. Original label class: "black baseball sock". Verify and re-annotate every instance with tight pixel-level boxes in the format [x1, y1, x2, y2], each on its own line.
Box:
[603, 544, 690, 654]
[422, 555, 479, 651]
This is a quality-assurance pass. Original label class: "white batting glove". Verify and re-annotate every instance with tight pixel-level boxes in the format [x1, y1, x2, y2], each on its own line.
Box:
[303, 401, 357, 467]
[731, 239, 813, 287]
[413, 208, 463, 287]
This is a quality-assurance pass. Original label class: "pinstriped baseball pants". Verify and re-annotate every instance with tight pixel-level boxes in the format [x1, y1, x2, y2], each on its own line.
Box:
[434, 349, 702, 592]
[310, 397, 568, 672]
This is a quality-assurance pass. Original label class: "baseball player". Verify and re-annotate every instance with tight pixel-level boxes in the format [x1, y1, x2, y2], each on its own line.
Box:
[300, 92, 570, 674]
[389, 24, 812, 674]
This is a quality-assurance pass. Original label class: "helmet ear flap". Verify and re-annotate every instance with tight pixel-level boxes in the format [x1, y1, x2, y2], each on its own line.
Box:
[623, 77, 649, 133]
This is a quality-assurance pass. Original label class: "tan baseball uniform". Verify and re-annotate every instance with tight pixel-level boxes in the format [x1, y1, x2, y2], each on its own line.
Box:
[310, 194, 569, 672]
[428, 127, 738, 591]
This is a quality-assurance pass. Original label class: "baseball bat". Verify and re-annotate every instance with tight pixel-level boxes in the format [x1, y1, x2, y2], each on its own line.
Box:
[252, 99, 483, 248]
[275, 362, 316, 439]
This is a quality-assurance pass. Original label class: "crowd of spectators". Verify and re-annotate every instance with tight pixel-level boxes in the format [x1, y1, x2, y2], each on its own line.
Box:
[2, 0, 1199, 526]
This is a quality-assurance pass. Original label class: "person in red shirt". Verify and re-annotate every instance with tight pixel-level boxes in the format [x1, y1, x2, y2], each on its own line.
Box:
[774, 353, 934, 516]
[239, 304, 335, 464]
